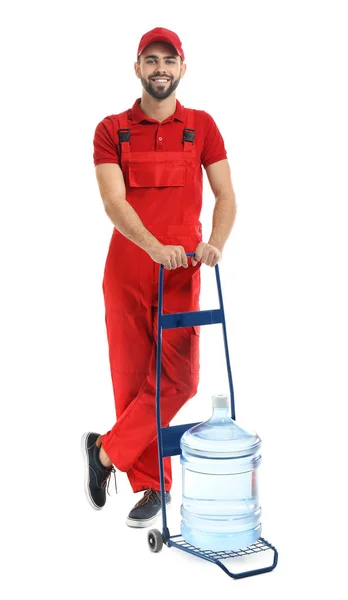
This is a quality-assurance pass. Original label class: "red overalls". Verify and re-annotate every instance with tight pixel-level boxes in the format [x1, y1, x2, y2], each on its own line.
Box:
[100, 107, 203, 492]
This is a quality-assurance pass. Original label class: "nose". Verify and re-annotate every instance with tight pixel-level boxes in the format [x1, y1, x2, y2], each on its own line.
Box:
[154, 59, 170, 75]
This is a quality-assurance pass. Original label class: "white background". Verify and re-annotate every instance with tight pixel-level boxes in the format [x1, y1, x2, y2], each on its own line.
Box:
[1, 0, 348, 597]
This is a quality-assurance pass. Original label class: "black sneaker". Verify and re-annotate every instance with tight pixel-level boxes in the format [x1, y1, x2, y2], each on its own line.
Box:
[126, 488, 171, 528]
[81, 432, 117, 510]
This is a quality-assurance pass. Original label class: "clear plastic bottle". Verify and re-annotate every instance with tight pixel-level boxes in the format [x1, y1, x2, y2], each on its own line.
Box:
[180, 394, 262, 551]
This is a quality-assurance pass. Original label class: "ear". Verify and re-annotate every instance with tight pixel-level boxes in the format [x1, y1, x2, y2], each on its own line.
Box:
[134, 61, 141, 79]
[180, 62, 187, 79]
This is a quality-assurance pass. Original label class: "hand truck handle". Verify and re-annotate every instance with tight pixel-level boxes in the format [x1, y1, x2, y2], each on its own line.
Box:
[157, 254, 235, 421]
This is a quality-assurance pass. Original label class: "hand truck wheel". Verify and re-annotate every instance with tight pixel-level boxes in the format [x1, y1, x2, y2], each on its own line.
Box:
[148, 529, 163, 553]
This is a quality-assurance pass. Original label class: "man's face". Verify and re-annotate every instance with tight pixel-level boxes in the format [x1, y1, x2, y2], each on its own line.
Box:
[134, 42, 186, 100]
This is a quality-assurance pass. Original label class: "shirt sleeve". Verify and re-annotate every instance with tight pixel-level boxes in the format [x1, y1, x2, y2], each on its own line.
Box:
[200, 112, 227, 169]
[93, 116, 120, 166]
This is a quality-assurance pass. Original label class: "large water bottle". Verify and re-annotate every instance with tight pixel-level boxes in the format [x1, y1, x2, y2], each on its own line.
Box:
[180, 394, 262, 551]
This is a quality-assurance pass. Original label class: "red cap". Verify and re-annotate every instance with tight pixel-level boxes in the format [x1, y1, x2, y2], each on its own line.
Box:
[137, 27, 185, 61]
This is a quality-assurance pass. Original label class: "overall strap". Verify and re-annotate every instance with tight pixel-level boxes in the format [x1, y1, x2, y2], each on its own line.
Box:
[183, 108, 195, 152]
[117, 107, 195, 154]
[117, 110, 131, 153]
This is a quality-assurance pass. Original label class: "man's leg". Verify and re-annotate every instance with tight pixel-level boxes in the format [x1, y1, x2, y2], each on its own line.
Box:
[100, 262, 201, 480]
[102, 308, 172, 492]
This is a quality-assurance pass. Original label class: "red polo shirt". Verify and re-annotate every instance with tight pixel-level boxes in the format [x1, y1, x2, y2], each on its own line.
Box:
[93, 98, 227, 169]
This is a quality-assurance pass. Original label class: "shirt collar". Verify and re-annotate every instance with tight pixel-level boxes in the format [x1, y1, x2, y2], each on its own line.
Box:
[130, 98, 185, 124]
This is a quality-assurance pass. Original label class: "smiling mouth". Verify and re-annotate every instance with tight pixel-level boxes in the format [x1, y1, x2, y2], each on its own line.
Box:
[151, 78, 170, 84]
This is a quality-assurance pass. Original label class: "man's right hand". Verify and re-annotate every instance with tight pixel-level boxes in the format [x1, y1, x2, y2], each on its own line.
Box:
[148, 244, 188, 270]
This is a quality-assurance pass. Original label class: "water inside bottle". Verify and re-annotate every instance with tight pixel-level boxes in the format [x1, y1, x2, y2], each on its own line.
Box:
[180, 394, 262, 551]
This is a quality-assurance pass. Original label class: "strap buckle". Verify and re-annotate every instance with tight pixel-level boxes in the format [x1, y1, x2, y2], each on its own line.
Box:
[183, 128, 195, 143]
[118, 128, 131, 143]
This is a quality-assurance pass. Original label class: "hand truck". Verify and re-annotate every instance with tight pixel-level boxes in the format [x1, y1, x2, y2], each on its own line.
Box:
[147, 253, 278, 579]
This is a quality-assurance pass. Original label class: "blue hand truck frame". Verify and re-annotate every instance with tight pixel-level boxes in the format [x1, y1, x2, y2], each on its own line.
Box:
[147, 253, 278, 579]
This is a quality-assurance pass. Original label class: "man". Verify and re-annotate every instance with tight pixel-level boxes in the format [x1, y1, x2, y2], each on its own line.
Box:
[82, 27, 237, 528]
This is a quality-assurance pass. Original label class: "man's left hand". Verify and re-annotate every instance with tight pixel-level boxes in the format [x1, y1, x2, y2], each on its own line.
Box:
[191, 242, 222, 267]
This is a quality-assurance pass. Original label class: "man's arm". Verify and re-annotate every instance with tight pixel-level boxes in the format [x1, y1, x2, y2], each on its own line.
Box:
[192, 159, 237, 267]
[206, 159, 237, 250]
[95, 163, 188, 269]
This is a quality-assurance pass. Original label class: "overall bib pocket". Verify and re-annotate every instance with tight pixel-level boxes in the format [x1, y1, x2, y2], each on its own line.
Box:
[128, 161, 186, 188]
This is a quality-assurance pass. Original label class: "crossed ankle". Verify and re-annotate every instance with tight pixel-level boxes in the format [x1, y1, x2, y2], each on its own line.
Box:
[100, 451, 112, 469]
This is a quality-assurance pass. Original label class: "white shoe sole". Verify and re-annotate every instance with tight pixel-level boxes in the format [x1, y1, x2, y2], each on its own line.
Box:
[126, 500, 171, 528]
[81, 432, 102, 511]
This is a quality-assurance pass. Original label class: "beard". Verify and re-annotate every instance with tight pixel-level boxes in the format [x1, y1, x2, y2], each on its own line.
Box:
[140, 76, 181, 100]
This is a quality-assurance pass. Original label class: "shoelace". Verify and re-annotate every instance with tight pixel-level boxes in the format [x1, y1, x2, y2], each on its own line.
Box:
[134, 488, 161, 508]
[101, 466, 117, 495]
